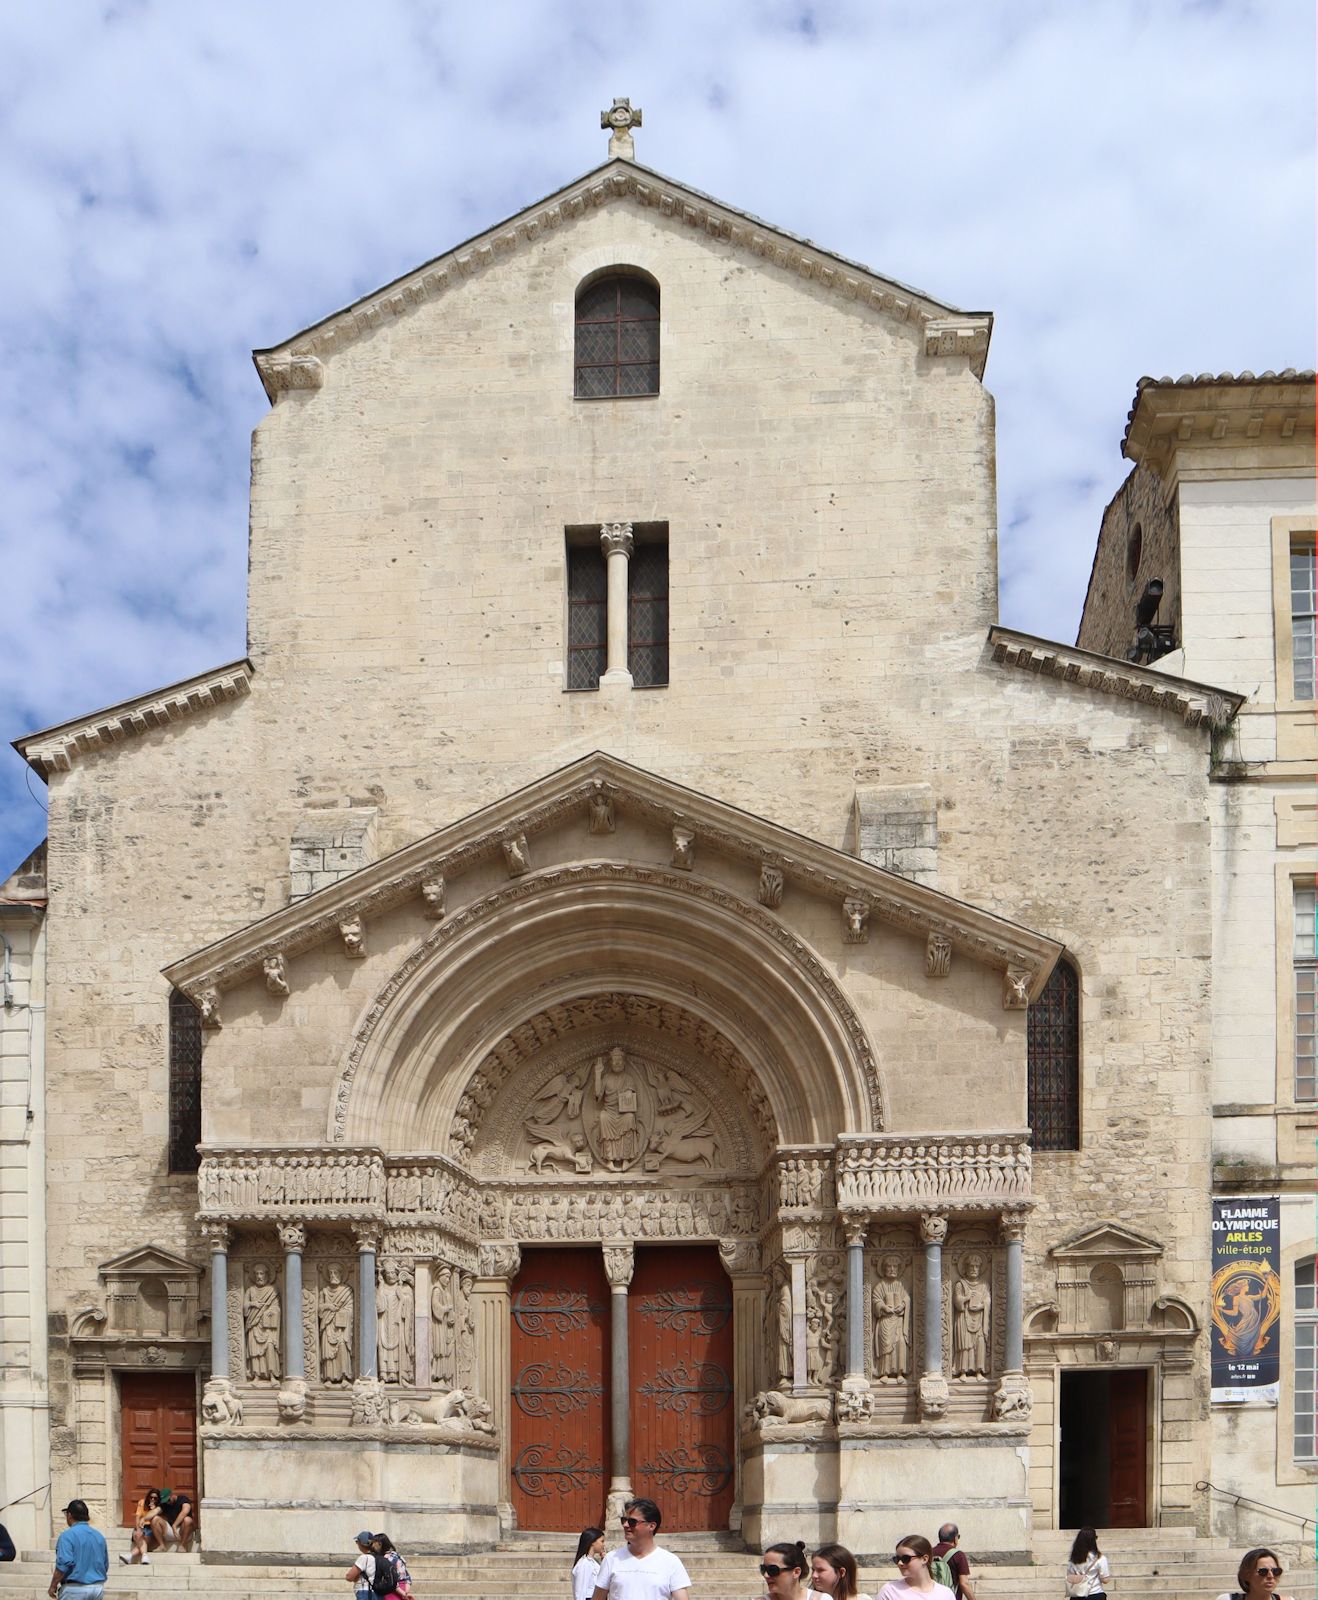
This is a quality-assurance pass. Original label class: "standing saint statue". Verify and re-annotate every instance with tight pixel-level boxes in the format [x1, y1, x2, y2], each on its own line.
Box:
[243, 1263, 281, 1382]
[431, 1266, 456, 1386]
[952, 1253, 992, 1376]
[455, 1271, 477, 1390]
[377, 1261, 410, 1383]
[594, 1047, 643, 1169]
[776, 1277, 793, 1389]
[872, 1255, 911, 1380]
[317, 1265, 354, 1384]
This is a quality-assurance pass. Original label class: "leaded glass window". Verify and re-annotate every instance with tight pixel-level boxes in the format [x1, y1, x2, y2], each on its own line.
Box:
[168, 988, 202, 1174]
[1028, 956, 1080, 1151]
[1294, 1258, 1317, 1460]
[574, 275, 659, 397]
[629, 540, 669, 687]
[1295, 885, 1317, 1100]
[1292, 541, 1317, 700]
[567, 543, 608, 689]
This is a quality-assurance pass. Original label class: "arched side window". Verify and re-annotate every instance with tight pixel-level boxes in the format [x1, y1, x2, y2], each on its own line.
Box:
[1028, 955, 1080, 1151]
[1295, 1258, 1317, 1460]
[168, 988, 203, 1174]
[574, 273, 659, 397]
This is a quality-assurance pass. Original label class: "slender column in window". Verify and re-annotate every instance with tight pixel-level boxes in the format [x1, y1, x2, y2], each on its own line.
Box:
[602, 1240, 634, 1523]
[600, 522, 634, 687]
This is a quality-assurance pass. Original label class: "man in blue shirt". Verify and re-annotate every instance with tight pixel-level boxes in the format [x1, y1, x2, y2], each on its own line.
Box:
[48, 1499, 108, 1600]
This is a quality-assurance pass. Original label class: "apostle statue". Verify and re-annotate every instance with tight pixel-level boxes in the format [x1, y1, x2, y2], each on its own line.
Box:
[377, 1260, 413, 1383]
[952, 1252, 992, 1376]
[243, 1263, 281, 1382]
[431, 1265, 456, 1386]
[317, 1264, 354, 1385]
[455, 1271, 477, 1390]
[776, 1277, 793, 1389]
[872, 1255, 911, 1380]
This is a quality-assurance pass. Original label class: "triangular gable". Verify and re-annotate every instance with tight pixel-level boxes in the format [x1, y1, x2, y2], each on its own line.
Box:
[1050, 1223, 1163, 1261]
[99, 1245, 200, 1278]
[253, 158, 993, 398]
[163, 751, 1061, 1009]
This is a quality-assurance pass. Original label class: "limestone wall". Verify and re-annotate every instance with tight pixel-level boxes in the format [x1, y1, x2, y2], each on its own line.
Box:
[1076, 463, 1181, 658]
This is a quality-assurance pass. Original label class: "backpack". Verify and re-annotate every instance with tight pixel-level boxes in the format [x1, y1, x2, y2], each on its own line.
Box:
[929, 1552, 955, 1592]
[371, 1553, 400, 1596]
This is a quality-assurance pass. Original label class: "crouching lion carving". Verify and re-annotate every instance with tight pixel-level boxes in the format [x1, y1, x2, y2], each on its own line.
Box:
[742, 1389, 831, 1427]
[201, 1380, 244, 1428]
[390, 1389, 495, 1434]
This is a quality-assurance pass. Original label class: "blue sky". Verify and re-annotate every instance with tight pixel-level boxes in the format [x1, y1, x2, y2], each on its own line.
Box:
[1, 0, 1313, 873]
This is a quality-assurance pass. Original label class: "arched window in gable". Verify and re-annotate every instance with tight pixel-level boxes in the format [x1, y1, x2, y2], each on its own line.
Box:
[1028, 955, 1080, 1151]
[168, 987, 203, 1174]
[574, 272, 659, 397]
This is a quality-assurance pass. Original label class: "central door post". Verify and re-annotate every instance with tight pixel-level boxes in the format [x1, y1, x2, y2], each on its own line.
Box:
[603, 1240, 635, 1526]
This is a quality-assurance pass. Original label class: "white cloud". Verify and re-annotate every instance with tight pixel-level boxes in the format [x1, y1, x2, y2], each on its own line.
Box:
[0, 0, 1312, 868]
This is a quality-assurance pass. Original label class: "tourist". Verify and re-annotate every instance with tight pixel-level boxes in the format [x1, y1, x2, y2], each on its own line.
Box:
[368, 1532, 413, 1597]
[876, 1536, 955, 1600]
[152, 1486, 195, 1553]
[592, 1497, 692, 1600]
[573, 1526, 606, 1600]
[810, 1543, 871, 1600]
[1064, 1528, 1109, 1597]
[119, 1487, 161, 1565]
[1217, 1547, 1292, 1600]
[48, 1498, 108, 1600]
[759, 1541, 809, 1600]
[345, 1530, 375, 1596]
[930, 1525, 974, 1598]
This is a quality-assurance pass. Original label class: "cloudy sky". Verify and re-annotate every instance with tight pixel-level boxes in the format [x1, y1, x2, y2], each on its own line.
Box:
[0, 0, 1312, 872]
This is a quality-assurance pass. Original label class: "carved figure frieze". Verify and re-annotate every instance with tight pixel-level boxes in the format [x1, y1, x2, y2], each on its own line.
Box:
[872, 1254, 911, 1381]
[717, 1237, 759, 1275]
[743, 1389, 830, 1427]
[376, 1260, 414, 1383]
[263, 952, 290, 996]
[588, 789, 615, 835]
[477, 1242, 521, 1280]
[843, 898, 870, 943]
[317, 1265, 353, 1385]
[392, 1389, 495, 1433]
[421, 877, 445, 919]
[836, 1134, 1031, 1212]
[339, 915, 366, 959]
[778, 1155, 830, 1211]
[758, 864, 784, 908]
[925, 933, 952, 979]
[952, 1252, 992, 1377]
[243, 1263, 281, 1382]
[199, 1151, 385, 1215]
[502, 1184, 756, 1243]
[993, 1375, 1032, 1420]
[806, 1254, 844, 1386]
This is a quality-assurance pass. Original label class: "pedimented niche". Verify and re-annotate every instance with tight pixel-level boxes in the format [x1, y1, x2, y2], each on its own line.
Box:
[77, 1245, 205, 1342]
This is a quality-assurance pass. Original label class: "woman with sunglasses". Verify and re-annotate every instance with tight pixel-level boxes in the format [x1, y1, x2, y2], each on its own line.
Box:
[1217, 1547, 1293, 1600]
[809, 1543, 871, 1600]
[1064, 1528, 1109, 1597]
[759, 1541, 809, 1600]
[876, 1536, 955, 1599]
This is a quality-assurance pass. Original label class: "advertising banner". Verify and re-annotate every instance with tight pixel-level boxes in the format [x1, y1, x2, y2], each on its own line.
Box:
[1211, 1196, 1281, 1403]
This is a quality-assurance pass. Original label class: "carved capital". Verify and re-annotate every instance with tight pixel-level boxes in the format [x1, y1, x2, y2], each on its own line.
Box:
[277, 1222, 307, 1254]
[602, 1240, 634, 1288]
[999, 1211, 1029, 1245]
[263, 952, 290, 997]
[1004, 966, 1031, 1009]
[718, 1237, 760, 1276]
[834, 1386, 876, 1423]
[502, 834, 531, 877]
[919, 1213, 948, 1246]
[844, 1221, 869, 1249]
[992, 1373, 1032, 1421]
[671, 826, 695, 870]
[758, 864, 785, 909]
[421, 877, 446, 919]
[352, 1224, 382, 1254]
[599, 520, 634, 559]
[478, 1242, 521, 1280]
[198, 988, 222, 1029]
[199, 1221, 232, 1252]
[925, 932, 952, 979]
[842, 898, 870, 943]
[339, 915, 366, 959]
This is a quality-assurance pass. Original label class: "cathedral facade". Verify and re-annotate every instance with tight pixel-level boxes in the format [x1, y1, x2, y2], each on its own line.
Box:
[19, 115, 1233, 1557]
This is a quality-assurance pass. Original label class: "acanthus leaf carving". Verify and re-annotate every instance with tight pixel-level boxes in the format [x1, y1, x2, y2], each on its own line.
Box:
[925, 932, 952, 979]
[757, 864, 784, 909]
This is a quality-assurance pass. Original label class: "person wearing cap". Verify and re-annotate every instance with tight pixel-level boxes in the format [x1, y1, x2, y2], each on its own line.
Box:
[152, 1486, 195, 1553]
[346, 1529, 376, 1596]
[48, 1499, 108, 1600]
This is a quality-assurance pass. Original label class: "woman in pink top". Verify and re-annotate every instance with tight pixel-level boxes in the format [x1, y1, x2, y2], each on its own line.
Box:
[876, 1536, 956, 1600]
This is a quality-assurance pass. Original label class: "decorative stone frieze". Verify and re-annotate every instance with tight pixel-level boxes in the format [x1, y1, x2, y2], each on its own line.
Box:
[197, 1148, 386, 1216]
[776, 1151, 833, 1213]
[502, 1182, 758, 1243]
[718, 1237, 760, 1275]
[477, 1242, 520, 1280]
[836, 1134, 1031, 1214]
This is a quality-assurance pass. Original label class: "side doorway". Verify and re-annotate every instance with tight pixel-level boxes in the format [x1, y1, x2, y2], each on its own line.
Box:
[1059, 1368, 1149, 1527]
[119, 1372, 198, 1527]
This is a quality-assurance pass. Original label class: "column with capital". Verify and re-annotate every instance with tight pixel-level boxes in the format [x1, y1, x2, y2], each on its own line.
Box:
[200, 1223, 241, 1423]
[993, 1212, 1033, 1421]
[600, 523, 634, 688]
[843, 1220, 869, 1387]
[350, 1226, 384, 1426]
[918, 1213, 949, 1420]
[277, 1222, 308, 1419]
[603, 1240, 634, 1525]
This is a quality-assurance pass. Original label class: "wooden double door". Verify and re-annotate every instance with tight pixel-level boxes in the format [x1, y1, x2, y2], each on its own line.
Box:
[510, 1246, 735, 1532]
[119, 1372, 198, 1527]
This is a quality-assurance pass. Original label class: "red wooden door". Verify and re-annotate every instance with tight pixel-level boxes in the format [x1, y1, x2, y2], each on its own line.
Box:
[119, 1373, 197, 1526]
[630, 1246, 735, 1532]
[510, 1248, 610, 1531]
[1107, 1368, 1149, 1526]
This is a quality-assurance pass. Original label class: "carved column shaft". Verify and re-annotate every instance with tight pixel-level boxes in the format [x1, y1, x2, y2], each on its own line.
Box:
[1004, 1225, 1025, 1373]
[280, 1224, 306, 1381]
[603, 1241, 635, 1520]
[205, 1226, 231, 1380]
[922, 1223, 944, 1378]
[600, 523, 634, 686]
[844, 1226, 867, 1383]
[357, 1235, 379, 1380]
[790, 1257, 809, 1393]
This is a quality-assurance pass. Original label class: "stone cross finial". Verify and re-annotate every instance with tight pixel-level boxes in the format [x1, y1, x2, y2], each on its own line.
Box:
[601, 97, 642, 160]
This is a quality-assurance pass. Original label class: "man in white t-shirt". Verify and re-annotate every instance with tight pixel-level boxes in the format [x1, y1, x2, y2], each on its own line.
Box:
[593, 1498, 692, 1600]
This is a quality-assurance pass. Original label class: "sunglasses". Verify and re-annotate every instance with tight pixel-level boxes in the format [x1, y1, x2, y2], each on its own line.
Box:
[895, 1555, 917, 1566]
[760, 1566, 796, 1578]
[620, 1518, 649, 1530]
[1256, 1568, 1282, 1578]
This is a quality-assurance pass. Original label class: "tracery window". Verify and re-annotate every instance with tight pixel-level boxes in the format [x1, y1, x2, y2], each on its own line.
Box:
[168, 988, 203, 1174]
[1295, 884, 1317, 1101]
[1294, 1258, 1318, 1460]
[574, 273, 659, 397]
[1027, 955, 1080, 1151]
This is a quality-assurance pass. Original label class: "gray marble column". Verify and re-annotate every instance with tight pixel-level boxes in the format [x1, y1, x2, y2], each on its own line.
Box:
[844, 1222, 868, 1382]
[917, 1212, 950, 1420]
[600, 522, 634, 687]
[355, 1226, 379, 1379]
[1003, 1216, 1025, 1373]
[202, 1222, 231, 1380]
[603, 1240, 635, 1524]
[278, 1222, 307, 1379]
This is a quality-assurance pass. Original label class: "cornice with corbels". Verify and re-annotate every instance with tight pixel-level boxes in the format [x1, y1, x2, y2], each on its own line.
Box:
[254, 160, 992, 402]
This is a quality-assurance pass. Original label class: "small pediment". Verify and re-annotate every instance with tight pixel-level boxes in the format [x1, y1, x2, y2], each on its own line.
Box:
[163, 752, 1062, 1016]
[1050, 1223, 1163, 1262]
[100, 1245, 201, 1280]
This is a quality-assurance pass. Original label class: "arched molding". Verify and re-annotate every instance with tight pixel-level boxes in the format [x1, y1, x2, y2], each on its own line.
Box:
[330, 862, 883, 1150]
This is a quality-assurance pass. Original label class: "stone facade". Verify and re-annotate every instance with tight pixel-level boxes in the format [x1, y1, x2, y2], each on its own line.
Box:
[12, 144, 1247, 1556]
[1078, 371, 1318, 1545]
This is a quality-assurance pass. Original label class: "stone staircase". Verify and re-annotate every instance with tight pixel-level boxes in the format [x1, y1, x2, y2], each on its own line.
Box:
[6, 1528, 1314, 1600]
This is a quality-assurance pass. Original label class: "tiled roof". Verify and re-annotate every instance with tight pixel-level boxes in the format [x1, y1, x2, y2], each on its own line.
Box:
[1121, 368, 1315, 454]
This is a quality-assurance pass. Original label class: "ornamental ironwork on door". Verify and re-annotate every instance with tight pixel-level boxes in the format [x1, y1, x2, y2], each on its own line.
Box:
[630, 1245, 736, 1531]
[510, 1250, 610, 1530]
